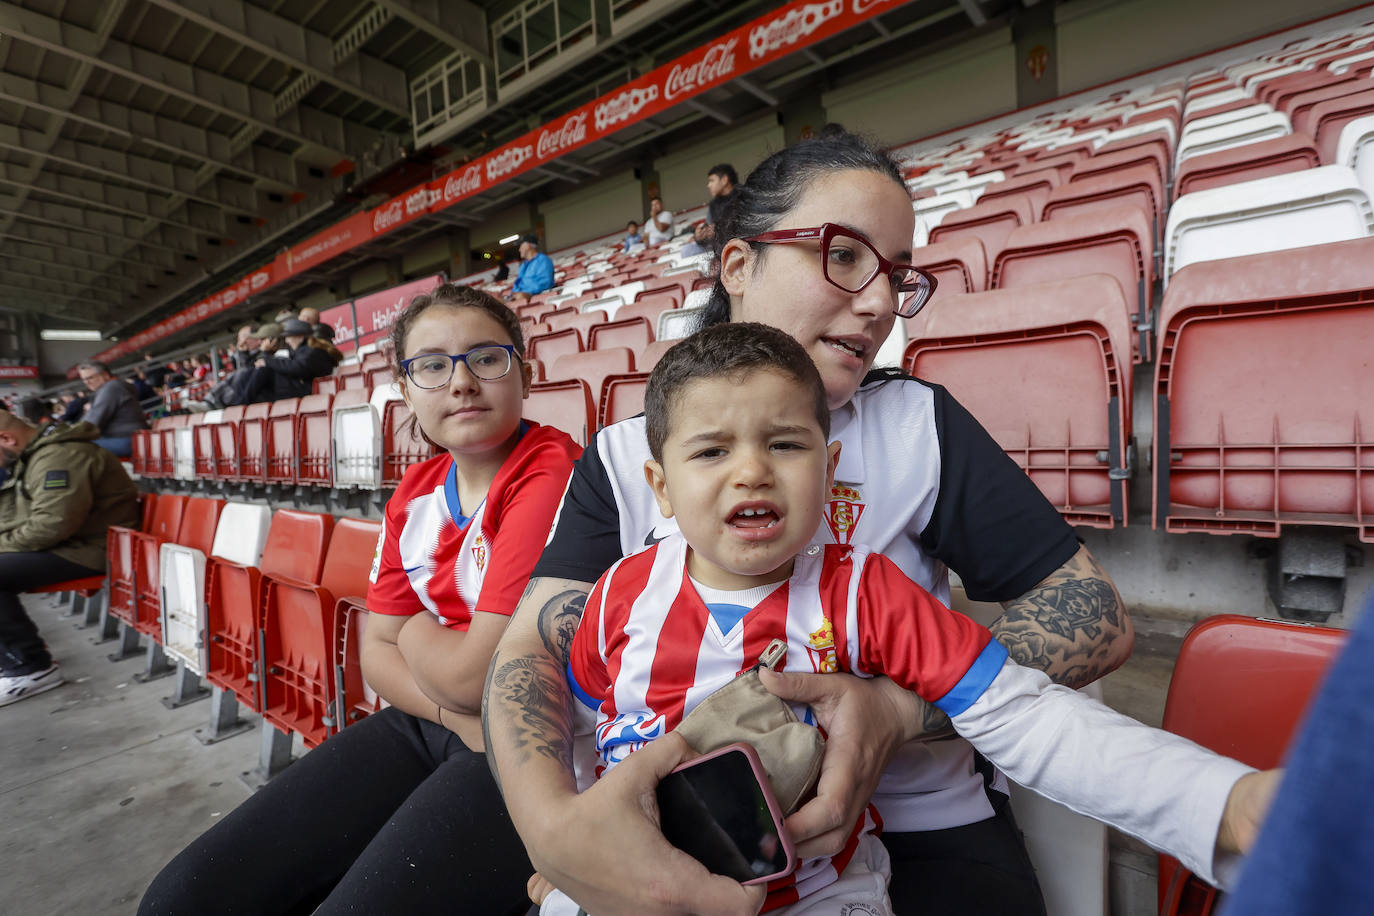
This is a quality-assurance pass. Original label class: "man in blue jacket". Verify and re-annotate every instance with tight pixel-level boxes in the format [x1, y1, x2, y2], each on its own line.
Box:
[511, 235, 554, 302]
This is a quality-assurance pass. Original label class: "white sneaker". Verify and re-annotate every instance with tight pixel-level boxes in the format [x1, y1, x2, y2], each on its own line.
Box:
[0, 664, 64, 707]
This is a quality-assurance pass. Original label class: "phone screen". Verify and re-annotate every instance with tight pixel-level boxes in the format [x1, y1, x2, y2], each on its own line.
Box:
[655, 748, 790, 883]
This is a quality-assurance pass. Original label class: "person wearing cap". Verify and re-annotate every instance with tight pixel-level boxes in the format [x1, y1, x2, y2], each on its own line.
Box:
[233, 318, 340, 404]
[511, 235, 554, 302]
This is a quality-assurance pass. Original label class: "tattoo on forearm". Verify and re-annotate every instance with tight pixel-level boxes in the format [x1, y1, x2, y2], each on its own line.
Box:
[992, 552, 1127, 689]
[480, 654, 503, 793]
[490, 654, 575, 770]
[538, 590, 586, 666]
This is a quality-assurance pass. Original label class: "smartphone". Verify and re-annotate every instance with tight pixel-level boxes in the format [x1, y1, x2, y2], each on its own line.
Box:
[655, 743, 796, 885]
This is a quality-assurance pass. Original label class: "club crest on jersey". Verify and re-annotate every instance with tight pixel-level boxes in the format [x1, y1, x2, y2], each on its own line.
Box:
[472, 533, 487, 573]
[825, 484, 865, 545]
[806, 618, 839, 673]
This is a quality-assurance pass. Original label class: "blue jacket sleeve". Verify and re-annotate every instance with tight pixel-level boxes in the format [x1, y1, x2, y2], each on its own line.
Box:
[515, 254, 554, 294]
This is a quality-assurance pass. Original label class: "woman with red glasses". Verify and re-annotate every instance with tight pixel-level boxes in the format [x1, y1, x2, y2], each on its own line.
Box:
[486, 129, 1134, 915]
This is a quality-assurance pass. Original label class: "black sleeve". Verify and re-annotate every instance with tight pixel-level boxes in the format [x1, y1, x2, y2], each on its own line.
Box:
[531, 432, 624, 584]
[918, 383, 1079, 603]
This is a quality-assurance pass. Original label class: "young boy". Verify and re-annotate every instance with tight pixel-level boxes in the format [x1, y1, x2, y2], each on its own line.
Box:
[623, 220, 643, 252]
[537, 322, 1274, 914]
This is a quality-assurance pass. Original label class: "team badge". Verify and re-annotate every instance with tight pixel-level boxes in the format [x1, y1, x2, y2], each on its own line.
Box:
[805, 617, 839, 673]
[825, 484, 865, 545]
[472, 532, 487, 573]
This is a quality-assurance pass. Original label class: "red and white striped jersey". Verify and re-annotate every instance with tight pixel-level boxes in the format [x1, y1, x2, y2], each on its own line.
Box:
[368, 422, 580, 629]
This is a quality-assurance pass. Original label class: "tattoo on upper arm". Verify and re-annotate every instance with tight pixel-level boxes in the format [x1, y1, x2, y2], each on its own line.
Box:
[538, 590, 587, 667]
[921, 700, 952, 736]
[490, 654, 575, 770]
[992, 551, 1126, 688]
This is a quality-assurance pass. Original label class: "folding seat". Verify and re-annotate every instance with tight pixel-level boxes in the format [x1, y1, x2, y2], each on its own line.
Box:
[598, 372, 650, 429]
[638, 339, 676, 372]
[360, 351, 389, 373]
[171, 418, 198, 482]
[528, 327, 583, 366]
[1152, 237, 1374, 542]
[106, 492, 153, 630]
[205, 509, 335, 712]
[209, 405, 245, 481]
[635, 283, 685, 308]
[1285, 81, 1368, 137]
[588, 316, 652, 356]
[1259, 68, 1346, 108]
[1182, 87, 1248, 121]
[260, 517, 381, 748]
[1311, 88, 1374, 165]
[539, 305, 578, 325]
[906, 274, 1133, 527]
[1180, 97, 1266, 130]
[1163, 165, 1374, 283]
[1094, 119, 1178, 165]
[993, 204, 1153, 360]
[295, 393, 335, 487]
[910, 237, 987, 295]
[234, 401, 273, 484]
[912, 190, 977, 244]
[192, 409, 223, 478]
[333, 596, 381, 730]
[1172, 132, 1319, 198]
[617, 298, 675, 334]
[1015, 150, 1084, 184]
[926, 194, 1036, 261]
[264, 397, 301, 486]
[147, 416, 185, 479]
[1156, 615, 1346, 915]
[378, 389, 436, 487]
[313, 375, 340, 397]
[339, 371, 368, 391]
[976, 169, 1061, 215]
[130, 430, 152, 477]
[105, 493, 187, 659]
[332, 388, 381, 491]
[133, 496, 223, 647]
[364, 365, 394, 391]
[1176, 111, 1291, 166]
[524, 379, 596, 446]
[1336, 114, 1374, 197]
[549, 348, 635, 409]
[657, 304, 705, 341]
[1041, 163, 1163, 242]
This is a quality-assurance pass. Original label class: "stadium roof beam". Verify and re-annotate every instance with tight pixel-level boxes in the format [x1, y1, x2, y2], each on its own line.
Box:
[140, 0, 410, 119]
[764, 5, 965, 91]
[734, 78, 779, 107]
[372, 0, 492, 67]
[0, 222, 175, 273]
[0, 281, 115, 319]
[0, 1, 391, 162]
[683, 97, 732, 125]
[957, 0, 988, 27]
[0, 249, 144, 291]
[0, 172, 222, 241]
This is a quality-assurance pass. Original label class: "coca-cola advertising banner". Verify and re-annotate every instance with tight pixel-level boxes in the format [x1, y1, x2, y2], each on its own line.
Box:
[85, 0, 908, 368]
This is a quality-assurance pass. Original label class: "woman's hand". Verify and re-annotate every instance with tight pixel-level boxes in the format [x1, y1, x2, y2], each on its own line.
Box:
[759, 670, 922, 859]
[524, 732, 765, 916]
[1217, 769, 1282, 855]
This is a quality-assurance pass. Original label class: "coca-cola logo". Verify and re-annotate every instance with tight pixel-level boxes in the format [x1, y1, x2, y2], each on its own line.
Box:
[251, 271, 269, 290]
[594, 84, 659, 132]
[372, 200, 405, 233]
[444, 165, 483, 201]
[404, 187, 434, 217]
[487, 145, 534, 181]
[537, 112, 589, 159]
[851, 0, 890, 14]
[665, 39, 738, 101]
[750, 0, 843, 58]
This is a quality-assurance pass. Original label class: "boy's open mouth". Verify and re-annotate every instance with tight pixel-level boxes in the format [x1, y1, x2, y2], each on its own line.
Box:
[728, 504, 781, 529]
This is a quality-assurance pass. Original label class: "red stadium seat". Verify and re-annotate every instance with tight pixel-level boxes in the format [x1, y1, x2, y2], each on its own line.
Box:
[379, 393, 436, 487]
[976, 169, 1061, 215]
[235, 402, 272, 484]
[524, 379, 596, 446]
[1173, 132, 1320, 198]
[910, 237, 988, 295]
[140, 497, 225, 641]
[265, 398, 301, 486]
[993, 203, 1154, 361]
[110, 494, 187, 628]
[549, 348, 635, 406]
[1073, 147, 1170, 206]
[295, 393, 335, 487]
[639, 339, 676, 372]
[1042, 162, 1163, 239]
[548, 309, 608, 340]
[589, 317, 653, 356]
[313, 375, 340, 397]
[261, 517, 381, 748]
[1270, 72, 1358, 117]
[209, 405, 246, 480]
[106, 493, 148, 627]
[1310, 88, 1374, 164]
[906, 274, 1134, 527]
[528, 327, 584, 365]
[635, 284, 686, 308]
[1287, 82, 1369, 138]
[192, 413, 219, 478]
[361, 351, 388, 373]
[616, 299, 674, 334]
[339, 370, 368, 391]
[1156, 615, 1347, 916]
[364, 366, 394, 390]
[205, 509, 335, 712]
[599, 372, 650, 428]
[156, 416, 187, 478]
[131, 431, 152, 476]
[538, 305, 578, 325]
[927, 194, 1036, 261]
[333, 597, 381, 729]
[1017, 150, 1085, 184]
[1152, 237, 1374, 542]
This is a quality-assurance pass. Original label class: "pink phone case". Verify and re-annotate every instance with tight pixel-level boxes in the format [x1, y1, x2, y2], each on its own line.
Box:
[669, 742, 798, 885]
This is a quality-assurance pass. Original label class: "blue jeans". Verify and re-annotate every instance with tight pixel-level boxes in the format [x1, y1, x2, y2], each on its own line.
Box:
[93, 436, 132, 457]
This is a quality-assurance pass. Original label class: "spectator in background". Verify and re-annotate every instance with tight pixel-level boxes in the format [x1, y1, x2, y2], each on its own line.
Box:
[645, 196, 674, 246]
[680, 163, 739, 256]
[623, 220, 643, 252]
[510, 235, 554, 302]
[189, 355, 210, 381]
[163, 360, 187, 390]
[142, 355, 168, 390]
[131, 368, 155, 403]
[77, 361, 148, 458]
[57, 392, 87, 424]
[232, 324, 262, 371]
[0, 407, 139, 706]
[299, 307, 321, 326]
[233, 318, 340, 404]
[493, 259, 511, 283]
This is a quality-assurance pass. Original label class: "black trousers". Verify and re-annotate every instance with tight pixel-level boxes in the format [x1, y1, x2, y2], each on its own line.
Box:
[0, 551, 101, 675]
[138, 706, 533, 916]
[883, 793, 1048, 915]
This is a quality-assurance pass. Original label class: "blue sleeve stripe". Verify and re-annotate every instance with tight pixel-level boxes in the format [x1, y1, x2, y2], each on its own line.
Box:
[933, 639, 1009, 717]
[566, 661, 599, 711]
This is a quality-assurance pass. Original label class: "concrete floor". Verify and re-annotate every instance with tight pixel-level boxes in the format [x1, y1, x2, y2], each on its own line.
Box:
[1, 592, 1188, 916]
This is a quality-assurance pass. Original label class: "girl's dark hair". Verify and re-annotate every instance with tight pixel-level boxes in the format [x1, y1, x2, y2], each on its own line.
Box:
[389, 283, 526, 448]
[389, 283, 525, 376]
[699, 129, 905, 329]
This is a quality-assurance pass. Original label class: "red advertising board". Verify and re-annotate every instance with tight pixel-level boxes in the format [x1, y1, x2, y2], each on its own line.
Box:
[84, 0, 912, 368]
[320, 300, 360, 353]
[0, 366, 39, 380]
[352, 274, 445, 349]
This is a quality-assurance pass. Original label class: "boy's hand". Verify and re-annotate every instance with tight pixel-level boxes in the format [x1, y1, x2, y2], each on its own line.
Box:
[1216, 768, 1282, 854]
[528, 872, 557, 907]
[526, 731, 766, 916]
[759, 670, 920, 859]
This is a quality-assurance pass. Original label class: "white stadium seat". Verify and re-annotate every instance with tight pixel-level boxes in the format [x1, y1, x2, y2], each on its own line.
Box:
[1336, 114, 1374, 199]
[1176, 111, 1291, 165]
